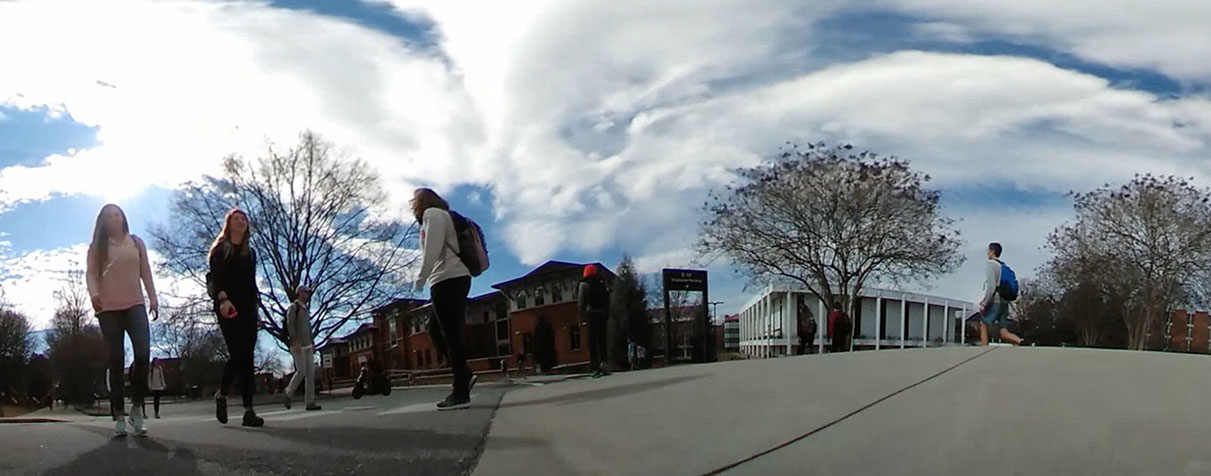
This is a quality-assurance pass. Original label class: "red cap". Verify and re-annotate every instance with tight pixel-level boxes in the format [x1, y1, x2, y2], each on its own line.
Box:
[583, 264, 598, 278]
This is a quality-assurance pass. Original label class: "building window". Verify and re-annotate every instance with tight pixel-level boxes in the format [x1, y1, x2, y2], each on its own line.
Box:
[496, 320, 509, 341]
[552, 283, 563, 303]
[516, 291, 527, 310]
[534, 286, 545, 307]
[570, 324, 581, 351]
[482, 311, 490, 324]
[389, 319, 398, 344]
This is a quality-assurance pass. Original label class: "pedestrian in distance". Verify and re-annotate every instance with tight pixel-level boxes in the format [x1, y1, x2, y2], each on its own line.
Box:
[412, 188, 490, 410]
[579, 264, 612, 378]
[87, 204, 159, 438]
[147, 358, 166, 419]
[207, 208, 264, 427]
[978, 242, 1026, 347]
[797, 299, 817, 355]
[284, 285, 321, 411]
[828, 301, 851, 353]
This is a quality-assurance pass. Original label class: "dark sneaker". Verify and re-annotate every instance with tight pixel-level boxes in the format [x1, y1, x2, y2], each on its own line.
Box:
[215, 393, 228, 424]
[305, 404, 323, 411]
[436, 394, 470, 411]
[242, 409, 265, 427]
[283, 394, 292, 410]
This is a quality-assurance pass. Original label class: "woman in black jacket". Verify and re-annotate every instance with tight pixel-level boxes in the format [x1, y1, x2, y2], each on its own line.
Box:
[208, 208, 264, 427]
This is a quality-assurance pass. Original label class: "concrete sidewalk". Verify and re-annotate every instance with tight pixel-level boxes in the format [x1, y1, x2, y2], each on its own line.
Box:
[472, 347, 1211, 476]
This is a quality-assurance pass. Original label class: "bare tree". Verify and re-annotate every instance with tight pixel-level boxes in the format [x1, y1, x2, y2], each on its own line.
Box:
[45, 270, 106, 405]
[697, 142, 965, 320]
[152, 131, 420, 351]
[1046, 175, 1211, 350]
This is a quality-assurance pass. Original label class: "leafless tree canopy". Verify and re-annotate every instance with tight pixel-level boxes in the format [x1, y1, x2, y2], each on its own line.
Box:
[1046, 174, 1211, 350]
[152, 131, 420, 350]
[46, 271, 106, 404]
[697, 142, 965, 315]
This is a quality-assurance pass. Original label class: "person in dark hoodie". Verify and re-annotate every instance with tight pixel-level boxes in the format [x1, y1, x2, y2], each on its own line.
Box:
[579, 265, 611, 378]
[208, 208, 264, 427]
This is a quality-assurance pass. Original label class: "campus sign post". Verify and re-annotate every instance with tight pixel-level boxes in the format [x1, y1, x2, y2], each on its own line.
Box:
[662, 268, 712, 364]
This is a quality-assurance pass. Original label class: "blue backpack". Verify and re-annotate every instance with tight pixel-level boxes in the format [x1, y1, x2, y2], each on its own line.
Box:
[996, 260, 1019, 301]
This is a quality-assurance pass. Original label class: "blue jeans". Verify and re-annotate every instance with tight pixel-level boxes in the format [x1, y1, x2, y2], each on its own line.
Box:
[98, 305, 150, 416]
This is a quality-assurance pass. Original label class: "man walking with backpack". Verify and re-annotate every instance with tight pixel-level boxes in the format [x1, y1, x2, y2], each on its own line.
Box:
[579, 264, 611, 378]
[980, 242, 1025, 346]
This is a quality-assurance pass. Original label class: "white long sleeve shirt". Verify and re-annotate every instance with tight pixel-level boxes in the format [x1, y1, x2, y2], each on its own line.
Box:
[982, 259, 1003, 307]
[417, 208, 470, 288]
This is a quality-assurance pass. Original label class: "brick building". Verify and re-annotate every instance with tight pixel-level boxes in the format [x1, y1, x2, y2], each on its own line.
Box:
[322, 260, 616, 382]
[494, 261, 615, 371]
[1167, 310, 1211, 353]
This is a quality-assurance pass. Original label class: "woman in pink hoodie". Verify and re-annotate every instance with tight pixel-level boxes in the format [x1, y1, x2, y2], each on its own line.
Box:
[87, 204, 158, 438]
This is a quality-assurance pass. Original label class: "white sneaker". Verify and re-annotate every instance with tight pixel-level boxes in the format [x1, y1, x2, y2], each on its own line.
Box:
[114, 418, 128, 438]
[129, 406, 147, 437]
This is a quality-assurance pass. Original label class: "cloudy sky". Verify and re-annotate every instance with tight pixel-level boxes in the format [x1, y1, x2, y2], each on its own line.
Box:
[2, 0, 1209, 333]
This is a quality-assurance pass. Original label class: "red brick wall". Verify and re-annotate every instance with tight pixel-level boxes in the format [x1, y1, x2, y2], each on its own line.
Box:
[509, 302, 589, 368]
[1193, 311, 1210, 353]
[1171, 310, 1189, 351]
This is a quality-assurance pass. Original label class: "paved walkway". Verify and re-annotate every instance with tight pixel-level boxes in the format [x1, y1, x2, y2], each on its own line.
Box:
[473, 347, 1211, 476]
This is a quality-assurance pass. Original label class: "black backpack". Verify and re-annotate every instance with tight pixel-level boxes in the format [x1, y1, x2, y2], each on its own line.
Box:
[582, 278, 610, 311]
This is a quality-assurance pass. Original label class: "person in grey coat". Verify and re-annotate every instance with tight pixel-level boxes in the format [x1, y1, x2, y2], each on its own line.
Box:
[284, 285, 321, 411]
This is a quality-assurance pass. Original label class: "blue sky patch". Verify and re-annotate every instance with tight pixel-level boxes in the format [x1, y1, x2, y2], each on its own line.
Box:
[0, 106, 98, 169]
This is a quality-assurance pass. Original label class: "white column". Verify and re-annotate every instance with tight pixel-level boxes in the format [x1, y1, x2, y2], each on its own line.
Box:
[943, 301, 950, 345]
[876, 296, 883, 350]
[818, 297, 826, 354]
[923, 297, 930, 348]
[961, 303, 967, 344]
[900, 296, 907, 349]
[784, 293, 793, 356]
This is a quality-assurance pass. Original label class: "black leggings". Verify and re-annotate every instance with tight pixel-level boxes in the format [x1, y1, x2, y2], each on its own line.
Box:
[432, 276, 472, 397]
[218, 304, 258, 409]
[587, 311, 609, 371]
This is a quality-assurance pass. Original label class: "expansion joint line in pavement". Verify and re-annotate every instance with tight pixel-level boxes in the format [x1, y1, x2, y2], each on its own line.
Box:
[702, 347, 998, 476]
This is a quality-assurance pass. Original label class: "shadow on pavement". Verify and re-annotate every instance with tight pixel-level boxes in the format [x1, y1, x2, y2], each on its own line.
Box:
[43, 430, 205, 476]
[234, 425, 482, 454]
[498, 374, 708, 409]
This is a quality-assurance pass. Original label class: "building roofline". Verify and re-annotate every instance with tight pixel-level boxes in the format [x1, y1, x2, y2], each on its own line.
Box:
[491, 260, 617, 290]
[739, 282, 976, 313]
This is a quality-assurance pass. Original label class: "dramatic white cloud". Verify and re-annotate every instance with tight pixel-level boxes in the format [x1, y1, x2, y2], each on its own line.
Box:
[876, 0, 1211, 83]
[3, 0, 1210, 320]
[0, 0, 484, 212]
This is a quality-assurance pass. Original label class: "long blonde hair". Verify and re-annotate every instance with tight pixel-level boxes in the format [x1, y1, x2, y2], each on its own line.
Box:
[89, 204, 129, 277]
[208, 208, 251, 259]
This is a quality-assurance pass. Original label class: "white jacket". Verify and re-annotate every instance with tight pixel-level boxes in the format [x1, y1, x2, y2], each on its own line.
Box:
[417, 208, 471, 288]
[149, 366, 166, 391]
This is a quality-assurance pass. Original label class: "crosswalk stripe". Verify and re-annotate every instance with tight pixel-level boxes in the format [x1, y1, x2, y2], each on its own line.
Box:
[377, 402, 433, 416]
[265, 410, 339, 422]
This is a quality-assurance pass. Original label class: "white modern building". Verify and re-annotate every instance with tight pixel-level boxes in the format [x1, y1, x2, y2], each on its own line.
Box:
[739, 282, 978, 358]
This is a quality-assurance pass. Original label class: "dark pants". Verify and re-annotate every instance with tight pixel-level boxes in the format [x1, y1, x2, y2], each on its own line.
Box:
[141, 390, 163, 416]
[798, 334, 815, 355]
[830, 329, 850, 352]
[432, 276, 472, 398]
[98, 305, 150, 417]
[587, 311, 609, 371]
[218, 302, 258, 409]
